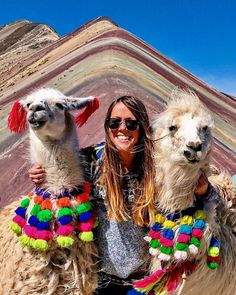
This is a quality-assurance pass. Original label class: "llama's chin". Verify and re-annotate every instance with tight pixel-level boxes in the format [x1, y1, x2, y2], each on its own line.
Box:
[29, 121, 47, 129]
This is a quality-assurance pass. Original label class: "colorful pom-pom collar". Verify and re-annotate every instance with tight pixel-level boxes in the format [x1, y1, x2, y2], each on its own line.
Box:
[140, 198, 220, 294]
[10, 182, 97, 251]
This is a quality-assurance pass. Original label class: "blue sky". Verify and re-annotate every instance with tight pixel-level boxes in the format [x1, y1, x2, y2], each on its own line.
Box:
[1, 0, 236, 95]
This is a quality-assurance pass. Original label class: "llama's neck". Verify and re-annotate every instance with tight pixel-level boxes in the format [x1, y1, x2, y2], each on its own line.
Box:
[29, 124, 84, 194]
[156, 155, 209, 213]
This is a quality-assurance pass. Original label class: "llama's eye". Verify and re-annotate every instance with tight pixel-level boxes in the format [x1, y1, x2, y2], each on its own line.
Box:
[203, 126, 208, 132]
[26, 103, 30, 108]
[169, 125, 177, 132]
[55, 103, 64, 110]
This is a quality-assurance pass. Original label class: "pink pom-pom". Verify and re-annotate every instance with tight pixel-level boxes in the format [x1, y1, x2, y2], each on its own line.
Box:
[192, 228, 203, 239]
[77, 219, 94, 232]
[160, 237, 174, 247]
[23, 225, 37, 238]
[13, 215, 26, 227]
[34, 230, 53, 240]
[149, 229, 161, 239]
[56, 224, 74, 236]
[177, 233, 191, 243]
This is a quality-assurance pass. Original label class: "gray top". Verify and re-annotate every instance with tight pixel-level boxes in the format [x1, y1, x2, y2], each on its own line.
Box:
[81, 144, 149, 278]
[93, 178, 149, 278]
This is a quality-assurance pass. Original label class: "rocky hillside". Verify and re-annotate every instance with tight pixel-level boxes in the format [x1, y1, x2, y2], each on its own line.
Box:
[0, 17, 235, 208]
[0, 20, 59, 86]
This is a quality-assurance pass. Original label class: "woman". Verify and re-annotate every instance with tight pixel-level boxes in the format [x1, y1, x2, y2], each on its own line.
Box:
[29, 96, 209, 295]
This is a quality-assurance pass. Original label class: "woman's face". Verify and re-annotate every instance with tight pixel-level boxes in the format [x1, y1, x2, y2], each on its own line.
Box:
[108, 102, 140, 154]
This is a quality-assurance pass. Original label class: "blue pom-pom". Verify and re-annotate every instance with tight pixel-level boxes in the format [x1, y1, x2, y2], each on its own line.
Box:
[194, 219, 206, 229]
[42, 191, 51, 199]
[35, 187, 43, 195]
[162, 228, 174, 239]
[15, 207, 27, 218]
[37, 221, 50, 230]
[210, 236, 220, 247]
[58, 215, 73, 225]
[28, 215, 39, 226]
[78, 211, 93, 222]
[178, 225, 192, 235]
[127, 289, 144, 295]
[151, 222, 162, 231]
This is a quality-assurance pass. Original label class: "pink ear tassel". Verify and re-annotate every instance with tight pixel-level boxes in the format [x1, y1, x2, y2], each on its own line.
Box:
[75, 97, 99, 127]
[8, 100, 27, 133]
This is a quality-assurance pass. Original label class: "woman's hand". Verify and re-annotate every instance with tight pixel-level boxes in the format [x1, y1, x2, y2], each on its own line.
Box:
[195, 173, 209, 196]
[29, 163, 46, 185]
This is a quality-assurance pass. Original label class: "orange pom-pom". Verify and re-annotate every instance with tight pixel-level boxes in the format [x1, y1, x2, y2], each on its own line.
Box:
[28, 191, 35, 198]
[34, 196, 43, 204]
[75, 193, 89, 204]
[57, 197, 71, 208]
[41, 199, 52, 210]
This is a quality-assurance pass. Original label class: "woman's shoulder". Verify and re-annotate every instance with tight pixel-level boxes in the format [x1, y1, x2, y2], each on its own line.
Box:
[80, 142, 105, 163]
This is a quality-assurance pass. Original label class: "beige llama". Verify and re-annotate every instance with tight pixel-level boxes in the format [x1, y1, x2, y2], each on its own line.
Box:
[134, 90, 236, 295]
[0, 88, 99, 295]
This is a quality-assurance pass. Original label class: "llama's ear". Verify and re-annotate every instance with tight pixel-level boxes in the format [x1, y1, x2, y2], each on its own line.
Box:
[66, 96, 99, 127]
[8, 100, 28, 133]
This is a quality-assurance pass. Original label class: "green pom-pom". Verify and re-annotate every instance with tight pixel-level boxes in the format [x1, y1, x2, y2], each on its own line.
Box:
[190, 237, 201, 248]
[20, 198, 30, 208]
[150, 239, 160, 249]
[10, 221, 22, 235]
[208, 262, 218, 269]
[57, 236, 74, 248]
[19, 234, 33, 247]
[176, 242, 189, 252]
[79, 231, 94, 242]
[76, 202, 92, 214]
[38, 209, 53, 222]
[30, 204, 41, 216]
[160, 246, 174, 255]
[57, 208, 73, 218]
[33, 239, 48, 251]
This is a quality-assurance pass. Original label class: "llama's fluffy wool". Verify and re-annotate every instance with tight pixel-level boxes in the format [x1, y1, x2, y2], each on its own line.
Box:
[151, 90, 236, 295]
[0, 88, 98, 295]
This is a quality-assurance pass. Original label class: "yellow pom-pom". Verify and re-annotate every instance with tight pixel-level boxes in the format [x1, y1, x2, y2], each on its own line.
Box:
[33, 239, 48, 251]
[208, 246, 220, 257]
[155, 214, 165, 224]
[163, 220, 176, 228]
[57, 236, 74, 248]
[180, 215, 193, 225]
[19, 234, 32, 247]
[10, 221, 22, 235]
[79, 231, 94, 242]
[194, 210, 206, 220]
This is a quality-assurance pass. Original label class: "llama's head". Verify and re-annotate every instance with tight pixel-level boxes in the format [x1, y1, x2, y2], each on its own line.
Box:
[153, 90, 214, 167]
[8, 88, 99, 138]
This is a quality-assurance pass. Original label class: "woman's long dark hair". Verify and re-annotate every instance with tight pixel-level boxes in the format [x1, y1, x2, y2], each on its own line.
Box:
[99, 96, 156, 226]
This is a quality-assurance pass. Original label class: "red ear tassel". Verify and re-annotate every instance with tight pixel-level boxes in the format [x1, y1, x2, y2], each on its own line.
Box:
[8, 100, 27, 133]
[75, 97, 99, 127]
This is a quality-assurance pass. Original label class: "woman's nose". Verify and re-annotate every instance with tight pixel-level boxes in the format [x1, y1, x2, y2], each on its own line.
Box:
[118, 121, 126, 130]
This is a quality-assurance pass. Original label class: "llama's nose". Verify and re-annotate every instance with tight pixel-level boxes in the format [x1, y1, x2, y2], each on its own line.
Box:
[29, 104, 45, 112]
[187, 143, 202, 152]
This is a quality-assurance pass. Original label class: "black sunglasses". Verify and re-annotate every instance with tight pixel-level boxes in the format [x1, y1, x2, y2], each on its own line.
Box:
[107, 118, 140, 131]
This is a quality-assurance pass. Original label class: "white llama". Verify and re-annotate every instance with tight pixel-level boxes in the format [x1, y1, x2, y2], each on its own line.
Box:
[0, 88, 99, 295]
[134, 90, 236, 295]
